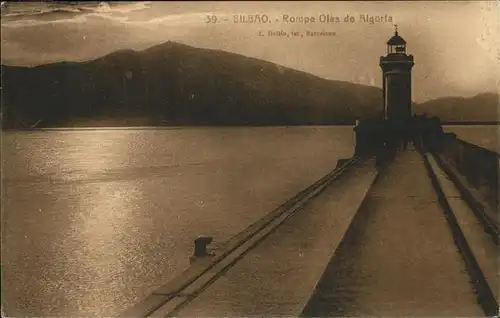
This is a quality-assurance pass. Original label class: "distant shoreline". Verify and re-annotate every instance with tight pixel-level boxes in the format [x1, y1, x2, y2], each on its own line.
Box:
[441, 122, 499, 126]
[2, 122, 498, 132]
[1, 124, 356, 132]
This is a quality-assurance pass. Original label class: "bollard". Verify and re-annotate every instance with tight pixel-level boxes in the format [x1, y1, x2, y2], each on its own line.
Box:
[189, 236, 214, 264]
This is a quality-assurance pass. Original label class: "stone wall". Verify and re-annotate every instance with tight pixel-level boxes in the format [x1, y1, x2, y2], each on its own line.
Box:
[438, 132, 499, 210]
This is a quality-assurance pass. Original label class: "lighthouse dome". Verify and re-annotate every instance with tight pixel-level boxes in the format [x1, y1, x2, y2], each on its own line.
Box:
[387, 31, 406, 45]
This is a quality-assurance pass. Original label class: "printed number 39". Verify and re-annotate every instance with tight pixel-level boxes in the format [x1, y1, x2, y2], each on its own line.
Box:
[206, 15, 217, 23]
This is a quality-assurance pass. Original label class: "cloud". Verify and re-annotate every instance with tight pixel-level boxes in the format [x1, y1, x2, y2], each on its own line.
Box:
[1, 2, 211, 29]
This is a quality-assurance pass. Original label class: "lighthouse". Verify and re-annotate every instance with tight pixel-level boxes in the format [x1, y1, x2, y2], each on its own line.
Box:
[380, 26, 414, 125]
[354, 26, 417, 157]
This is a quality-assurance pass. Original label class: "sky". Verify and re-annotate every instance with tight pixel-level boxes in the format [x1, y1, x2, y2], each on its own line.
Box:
[1, 1, 499, 103]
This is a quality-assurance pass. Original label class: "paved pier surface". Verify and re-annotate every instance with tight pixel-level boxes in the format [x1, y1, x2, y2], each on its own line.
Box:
[159, 160, 378, 317]
[301, 149, 483, 317]
[126, 148, 491, 317]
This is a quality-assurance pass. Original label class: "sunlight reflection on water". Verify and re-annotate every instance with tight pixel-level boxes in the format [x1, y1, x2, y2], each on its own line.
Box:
[2, 126, 354, 316]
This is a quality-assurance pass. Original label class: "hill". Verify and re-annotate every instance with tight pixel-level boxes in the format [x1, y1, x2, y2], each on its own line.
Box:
[2, 41, 497, 129]
[414, 93, 499, 124]
[1, 41, 384, 129]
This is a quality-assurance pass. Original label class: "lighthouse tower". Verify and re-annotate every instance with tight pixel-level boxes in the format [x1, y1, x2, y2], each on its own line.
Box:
[354, 26, 417, 156]
[380, 26, 414, 125]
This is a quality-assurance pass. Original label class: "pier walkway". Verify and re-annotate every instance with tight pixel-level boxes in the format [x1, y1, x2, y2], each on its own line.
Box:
[123, 147, 496, 317]
[301, 148, 484, 317]
[150, 159, 378, 317]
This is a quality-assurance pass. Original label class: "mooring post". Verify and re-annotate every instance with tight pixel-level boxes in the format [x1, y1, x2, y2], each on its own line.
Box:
[190, 236, 214, 264]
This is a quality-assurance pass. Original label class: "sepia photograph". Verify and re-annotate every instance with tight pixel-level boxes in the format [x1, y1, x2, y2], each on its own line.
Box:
[1, 1, 499, 317]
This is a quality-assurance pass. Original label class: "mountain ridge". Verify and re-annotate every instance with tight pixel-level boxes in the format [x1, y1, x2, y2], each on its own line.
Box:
[1, 41, 497, 129]
[413, 92, 498, 123]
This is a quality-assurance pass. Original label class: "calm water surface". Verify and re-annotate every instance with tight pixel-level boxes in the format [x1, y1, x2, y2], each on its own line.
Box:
[2, 126, 354, 317]
[444, 125, 499, 152]
[1, 125, 494, 316]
